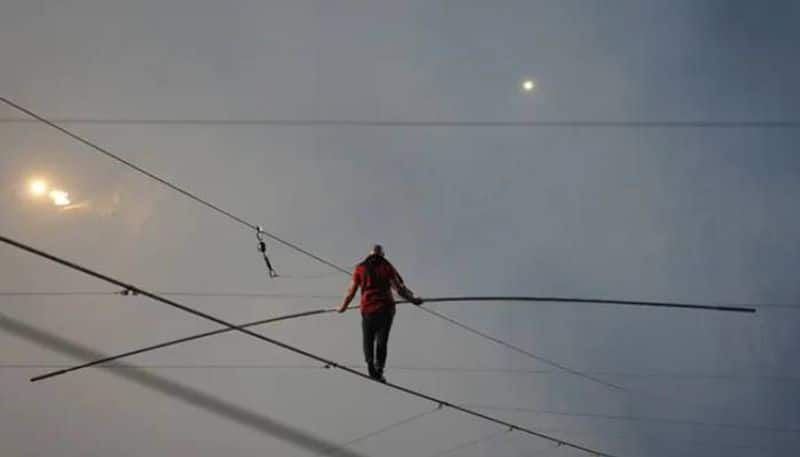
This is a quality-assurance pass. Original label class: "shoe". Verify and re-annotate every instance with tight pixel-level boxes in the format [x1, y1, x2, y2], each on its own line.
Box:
[375, 367, 386, 383]
[367, 364, 378, 379]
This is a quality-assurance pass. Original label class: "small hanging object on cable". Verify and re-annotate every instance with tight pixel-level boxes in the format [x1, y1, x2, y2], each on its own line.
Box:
[256, 226, 278, 278]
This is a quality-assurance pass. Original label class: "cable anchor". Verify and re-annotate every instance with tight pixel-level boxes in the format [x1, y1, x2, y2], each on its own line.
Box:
[256, 226, 278, 278]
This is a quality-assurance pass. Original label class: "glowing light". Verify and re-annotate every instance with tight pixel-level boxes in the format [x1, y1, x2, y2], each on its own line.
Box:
[61, 201, 90, 211]
[48, 190, 71, 206]
[29, 179, 48, 196]
[522, 79, 536, 92]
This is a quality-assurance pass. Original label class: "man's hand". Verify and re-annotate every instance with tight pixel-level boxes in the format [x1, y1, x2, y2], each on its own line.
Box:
[411, 297, 423, 306]
[338, 278, 358, 314]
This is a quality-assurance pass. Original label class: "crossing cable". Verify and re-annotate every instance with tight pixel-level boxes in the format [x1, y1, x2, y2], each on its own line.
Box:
[417, 306, 623, 390]
[423, 428, 513, 457]
[27, 294, 755, 383]
[0, 234, 619, 457]
[321, 406, 442, 456]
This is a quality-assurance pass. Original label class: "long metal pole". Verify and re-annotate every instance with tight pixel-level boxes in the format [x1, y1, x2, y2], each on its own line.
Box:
[28, 295, 754, 383]
[422, 296, 755, 313]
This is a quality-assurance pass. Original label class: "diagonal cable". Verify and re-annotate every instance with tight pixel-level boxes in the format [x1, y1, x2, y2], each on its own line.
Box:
[423, 429, 511, 457]
[321, 406, 442, 456]
[0, 96, 347, 275]
[417, 306, 625, 390]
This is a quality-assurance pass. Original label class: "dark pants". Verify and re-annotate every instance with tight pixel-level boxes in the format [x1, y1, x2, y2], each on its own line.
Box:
[361, 308, 395, 373]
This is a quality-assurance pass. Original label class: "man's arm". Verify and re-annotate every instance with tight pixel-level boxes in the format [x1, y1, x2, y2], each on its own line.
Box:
[337, 277, 359, 313]
[390, 275, 423, 306]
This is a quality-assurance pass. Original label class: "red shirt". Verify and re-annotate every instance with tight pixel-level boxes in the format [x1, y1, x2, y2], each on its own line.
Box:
[353, 256, 399, 314]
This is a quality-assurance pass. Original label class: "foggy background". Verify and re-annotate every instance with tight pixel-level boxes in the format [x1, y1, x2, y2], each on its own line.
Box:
[1, 1, 798, 456]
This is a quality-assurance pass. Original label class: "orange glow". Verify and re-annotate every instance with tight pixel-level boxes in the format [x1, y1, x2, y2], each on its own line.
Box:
[29, 179, 48, 196]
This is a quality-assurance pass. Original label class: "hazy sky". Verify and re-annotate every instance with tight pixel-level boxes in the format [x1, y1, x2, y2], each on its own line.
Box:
[1, 1, 799, 457]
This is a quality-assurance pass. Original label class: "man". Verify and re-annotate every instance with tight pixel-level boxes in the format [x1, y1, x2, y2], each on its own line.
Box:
[337, 244, 423, 382]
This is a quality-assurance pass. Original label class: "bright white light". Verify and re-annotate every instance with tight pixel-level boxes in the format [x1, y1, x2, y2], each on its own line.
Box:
[522, 79, 536, 92]
[49, 190, 71, 206]
[29, 179, 48, 196]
